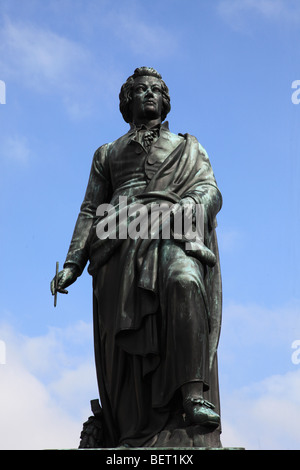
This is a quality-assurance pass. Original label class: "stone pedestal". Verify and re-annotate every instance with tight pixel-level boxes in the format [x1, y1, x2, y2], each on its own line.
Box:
[78, 400, 229, 450]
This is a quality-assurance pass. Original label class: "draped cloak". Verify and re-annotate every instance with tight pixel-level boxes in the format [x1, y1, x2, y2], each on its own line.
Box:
[64, 123, 223, 447]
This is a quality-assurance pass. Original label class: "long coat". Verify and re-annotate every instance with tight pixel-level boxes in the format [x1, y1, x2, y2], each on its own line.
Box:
[64, 123, 223, 447]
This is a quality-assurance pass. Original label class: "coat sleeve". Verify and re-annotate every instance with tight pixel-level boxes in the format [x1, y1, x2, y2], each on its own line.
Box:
[64, 144, 112, 275]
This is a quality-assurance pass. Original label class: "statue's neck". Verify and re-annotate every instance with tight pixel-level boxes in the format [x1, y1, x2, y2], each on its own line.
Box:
[132, 117, 162, 129]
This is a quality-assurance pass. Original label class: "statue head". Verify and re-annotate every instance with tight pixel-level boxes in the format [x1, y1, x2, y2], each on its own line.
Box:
[119, 67, 171, 124]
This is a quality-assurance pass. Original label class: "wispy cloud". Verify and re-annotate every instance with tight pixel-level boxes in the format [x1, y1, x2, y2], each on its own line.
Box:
[104, 9, 177, 58]
[0, 5, 178, 119]
[219, 299, 300, 383]
[67, 0, 178, 60]
[221, 299, 300, 348]
[1, 134, 31, 164]
[0, 17, 85, 85]
[217, 0, 300, 31]
[217, 227, 242, 254]
[0, 16, 115, 119]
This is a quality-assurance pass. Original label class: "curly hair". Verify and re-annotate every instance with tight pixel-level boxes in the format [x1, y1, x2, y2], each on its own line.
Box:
[119, 67, 171, 123]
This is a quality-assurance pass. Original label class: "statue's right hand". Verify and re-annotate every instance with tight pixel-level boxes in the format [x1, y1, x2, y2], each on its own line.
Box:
[50, 265, 79, 296]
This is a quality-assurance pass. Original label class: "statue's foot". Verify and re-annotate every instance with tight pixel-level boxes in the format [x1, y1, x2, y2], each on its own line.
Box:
[183, 397, 220, 429]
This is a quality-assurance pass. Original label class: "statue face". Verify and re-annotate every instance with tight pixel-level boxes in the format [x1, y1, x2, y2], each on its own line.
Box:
[131, 75, 163, 124]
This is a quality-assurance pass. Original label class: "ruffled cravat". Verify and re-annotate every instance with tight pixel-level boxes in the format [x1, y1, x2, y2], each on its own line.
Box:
[142, 128, 159, 151]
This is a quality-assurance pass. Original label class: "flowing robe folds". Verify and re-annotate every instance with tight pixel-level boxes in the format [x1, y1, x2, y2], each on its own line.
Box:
[64, 123, 223, 447]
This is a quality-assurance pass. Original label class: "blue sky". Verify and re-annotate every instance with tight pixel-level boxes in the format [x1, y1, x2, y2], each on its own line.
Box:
[1, 0, 300, 450]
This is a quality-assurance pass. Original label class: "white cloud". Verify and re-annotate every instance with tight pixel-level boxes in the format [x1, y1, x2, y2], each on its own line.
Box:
[2, 297, 300, 449]
[0, 358, 79, 450]
[221, 369, 300, 449]
[0, 321, 98, 450]
[20, 321, 94, 378]
[49, 361, 98, 418]
[219, 299, 300, 448]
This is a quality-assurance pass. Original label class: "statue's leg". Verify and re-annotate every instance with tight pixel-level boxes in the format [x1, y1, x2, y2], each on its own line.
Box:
[159, 239, 209, 385]
[158, 240, 220, 428]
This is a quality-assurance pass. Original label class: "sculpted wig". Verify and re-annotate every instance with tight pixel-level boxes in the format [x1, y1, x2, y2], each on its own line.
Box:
[119, 67, 171, 123]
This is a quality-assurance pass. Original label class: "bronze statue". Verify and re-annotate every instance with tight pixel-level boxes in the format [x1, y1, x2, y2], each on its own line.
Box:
[51, 67, 223, 448]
